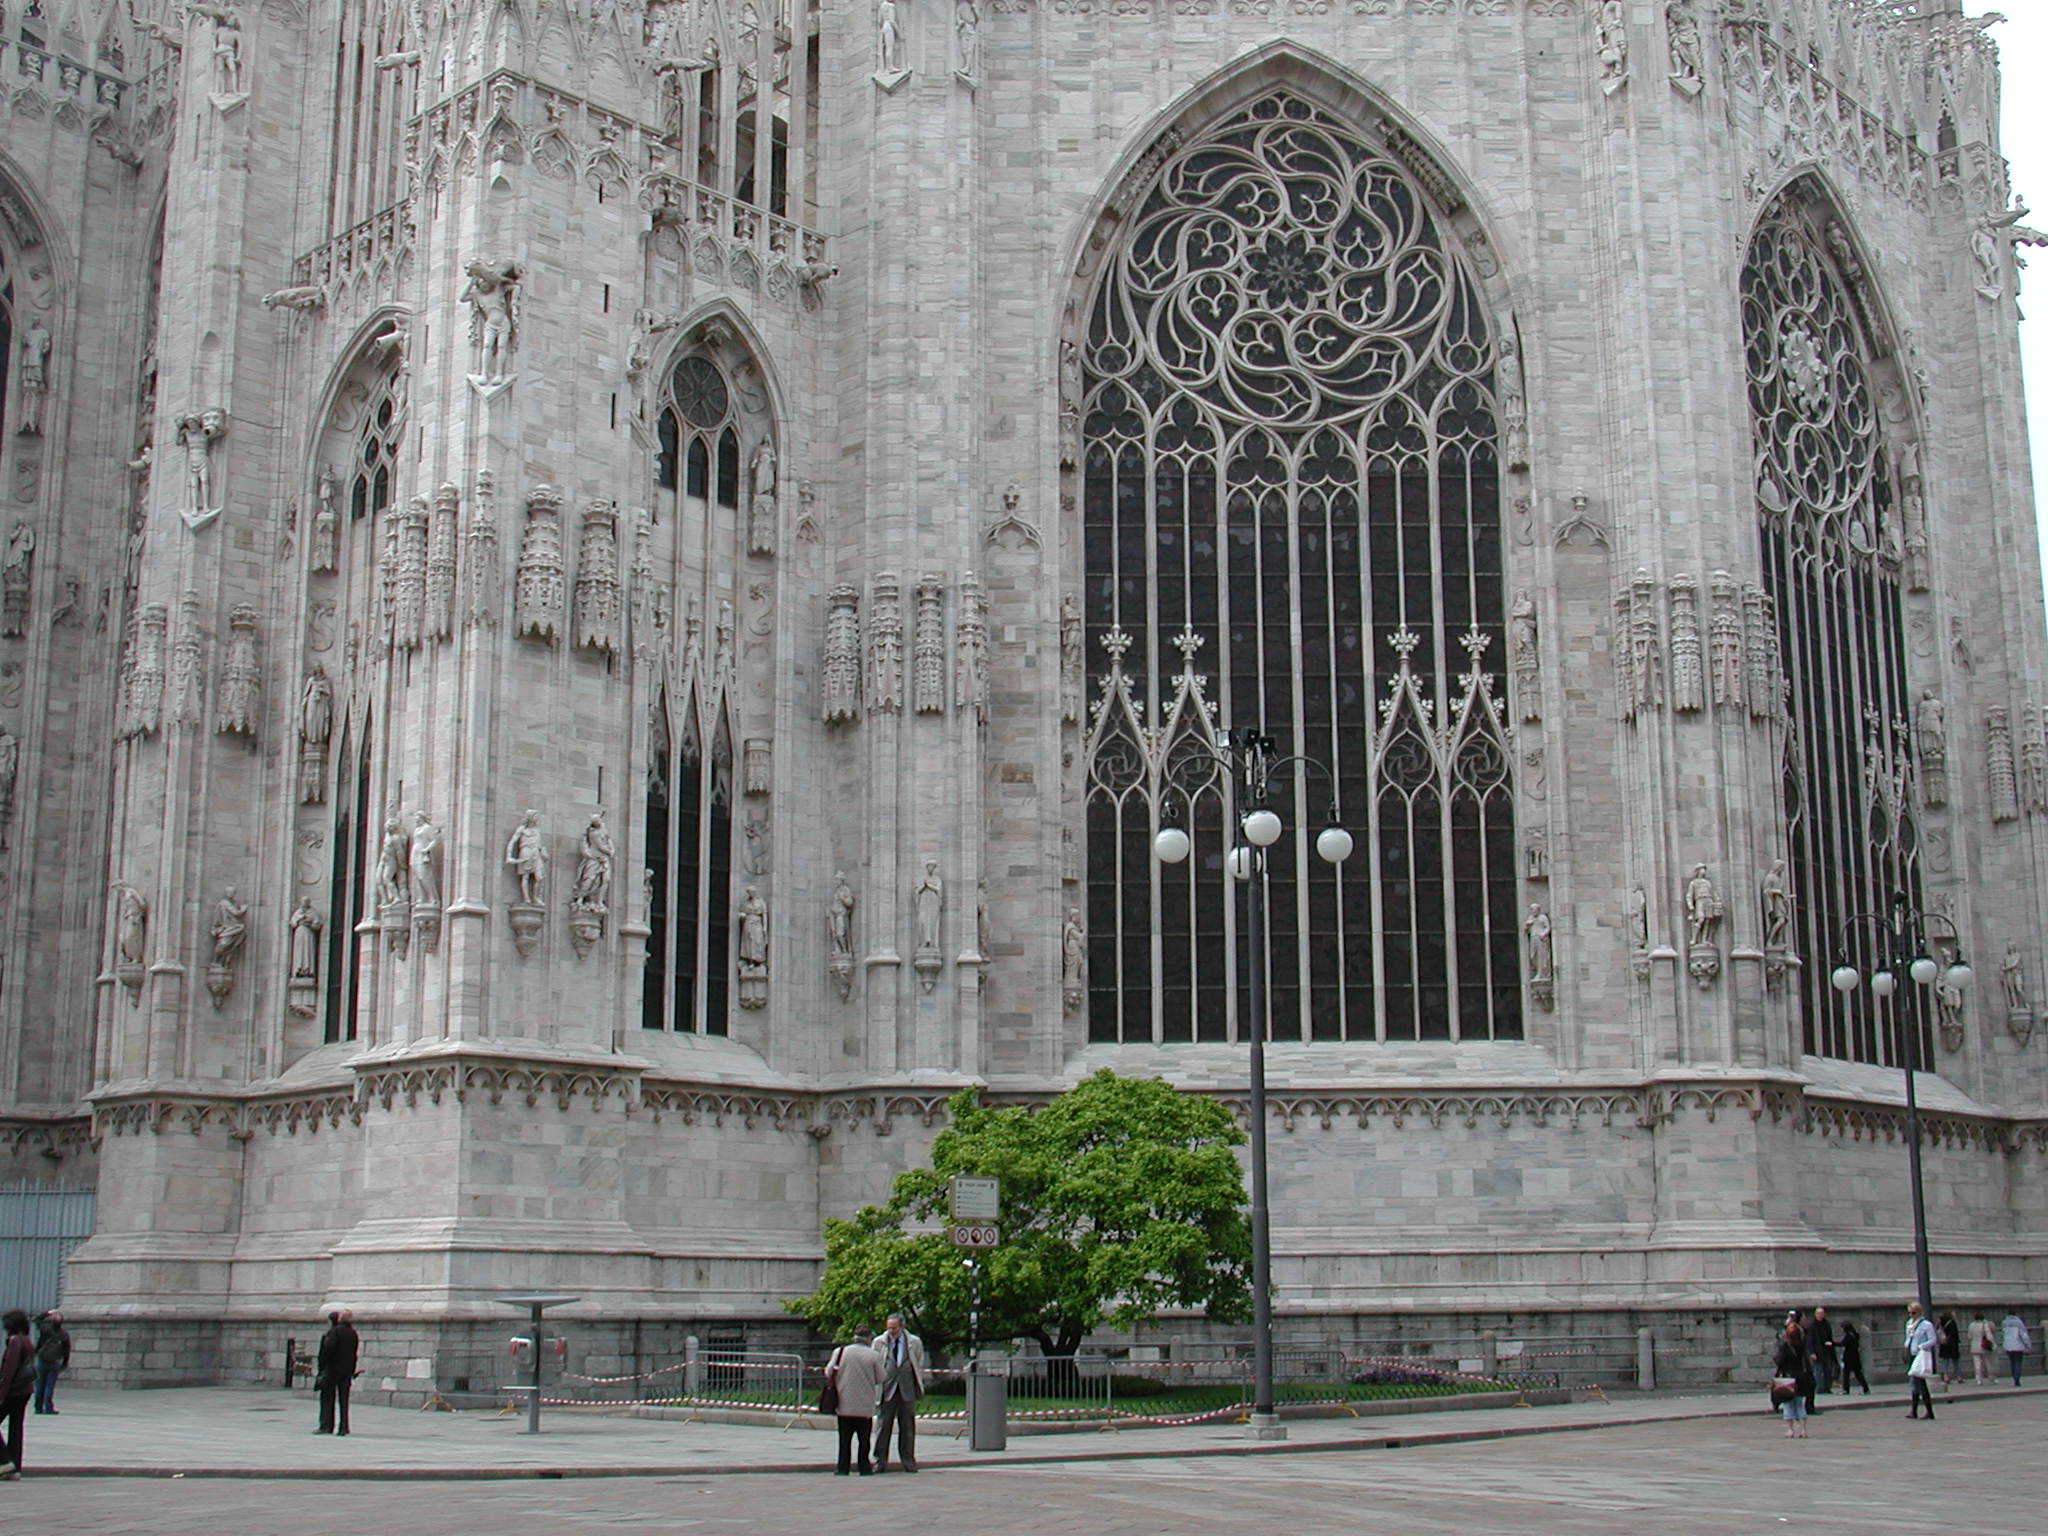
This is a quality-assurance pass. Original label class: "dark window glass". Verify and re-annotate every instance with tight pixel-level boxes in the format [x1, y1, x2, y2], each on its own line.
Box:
[1081, 92, 1520, 1045]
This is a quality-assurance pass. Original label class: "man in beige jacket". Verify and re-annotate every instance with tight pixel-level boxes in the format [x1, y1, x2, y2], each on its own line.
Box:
[827, 1326, 883, 1475]
[874, 1313, 929, 1473]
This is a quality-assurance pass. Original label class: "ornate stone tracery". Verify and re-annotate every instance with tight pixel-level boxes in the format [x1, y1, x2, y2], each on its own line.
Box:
[1080, 89, 1518, 1046]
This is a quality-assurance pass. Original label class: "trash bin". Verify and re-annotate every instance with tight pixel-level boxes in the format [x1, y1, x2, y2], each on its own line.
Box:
[967, 1361, 1007, 1451]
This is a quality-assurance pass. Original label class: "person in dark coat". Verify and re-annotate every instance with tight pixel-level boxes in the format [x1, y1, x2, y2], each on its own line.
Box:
[32, 1311, 71, 1415]
[315, 1309, 361, 1436]
[1773, 1321, 1813, 1438]
[0, 1309, 36, 1477]
[1837, 1318, 1870, 1394]
[1808, 1307, 1837, 1397]
[1937, 1311, 1962, 1389]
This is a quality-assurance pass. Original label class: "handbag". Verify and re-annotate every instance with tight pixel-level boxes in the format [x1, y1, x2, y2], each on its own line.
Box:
[1768, 1377, 1798, 1406]
[1908, 1347, 1935, 1378]
[817, 1347, 842, 1415]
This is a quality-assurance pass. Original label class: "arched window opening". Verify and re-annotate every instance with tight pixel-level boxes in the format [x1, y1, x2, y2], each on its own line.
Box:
[1080, 90, 1520, 1046]
[324, 726, 372, 1044]
[1743, 188, 1928, 1068]
[641, 343, 774, 1035]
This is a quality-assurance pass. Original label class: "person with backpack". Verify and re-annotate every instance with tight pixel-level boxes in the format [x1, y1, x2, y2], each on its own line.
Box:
[31, 1311, 69, 1415]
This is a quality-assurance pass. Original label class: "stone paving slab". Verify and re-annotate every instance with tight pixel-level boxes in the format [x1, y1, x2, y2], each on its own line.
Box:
[12, 1379, 2044, 1480]
[8, 1391, 2048, 1536]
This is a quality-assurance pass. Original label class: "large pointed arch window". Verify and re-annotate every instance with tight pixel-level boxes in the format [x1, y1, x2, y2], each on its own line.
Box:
[1081, 90, 1521, 1045]
[1744, 187, 1927, 1067]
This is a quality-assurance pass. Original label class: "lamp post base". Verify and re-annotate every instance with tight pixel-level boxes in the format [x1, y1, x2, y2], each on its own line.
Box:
[1244, 1412, 1287, 1441]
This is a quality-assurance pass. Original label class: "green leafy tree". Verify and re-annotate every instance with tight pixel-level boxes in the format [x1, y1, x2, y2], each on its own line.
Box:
[787, 1071, 1251, 1359]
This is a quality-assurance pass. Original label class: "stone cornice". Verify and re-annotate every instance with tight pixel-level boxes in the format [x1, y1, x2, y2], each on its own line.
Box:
[74, 1067, 2048, 1155]
[0, 1113, 95, 1159]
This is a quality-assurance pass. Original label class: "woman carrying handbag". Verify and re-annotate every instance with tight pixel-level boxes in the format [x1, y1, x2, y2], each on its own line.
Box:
[1904, 1302, 1938, 1420]
[1771, 1320, 1814, 1439]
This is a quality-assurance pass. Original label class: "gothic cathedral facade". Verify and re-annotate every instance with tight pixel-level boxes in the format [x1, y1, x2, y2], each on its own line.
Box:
[1, 1, 2045, 1386]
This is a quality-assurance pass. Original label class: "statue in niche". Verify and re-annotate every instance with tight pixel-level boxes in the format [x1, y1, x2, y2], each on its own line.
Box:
[114, 883, 148, 967]
[1061, 907, 1085, 1011]
[14, 319, 50, 436]
[298, 667, 333, 803]
[1596, 0, 1629, 93]
[2002, 942, 2028, 1012]
[1525, 904, 1553, 984]
[461, 258, 522, 381]
[210, 886, 248, 969]
[1761, 859, 1792, 950]
[288, 898, 324, 980]
[506, 809, 548, 904]
[313, 466, 340, 571]
[827, 871, 856, 962]
[409, 811, 443, 910]
[914, 859, 944, 954]
[977, 879, 990, 961]
[1, 523, 33, 637]
[1628, 885, 1650, 951]
[1916, 687, 1949, 806]
[877, 0, 904, 75]
[1666, 1, 1704, 96]
[1683, 864, 1722, 949]
[573, 811, 614, 913]
[749, 439, 778, 556]
[373, 818, 409, 907]
[956, 0, 982, 79]
[176, 409, 227, 528]
[738, 886, 770, 968]
[0, 727, 17, 850]
[191, 3, 244, 96]
[1936, 975, 1965, 1052]
[1510, 588, 1538, 716]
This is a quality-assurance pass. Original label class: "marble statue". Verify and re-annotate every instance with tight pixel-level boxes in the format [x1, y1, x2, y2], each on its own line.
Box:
[506, 809, 548, 903]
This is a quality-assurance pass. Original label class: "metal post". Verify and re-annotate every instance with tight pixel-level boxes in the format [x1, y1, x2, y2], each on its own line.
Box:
[1895, 917, 1935, 1319]
[527, 1302, 544, 1435]
[1242, 741, 1281, 1440]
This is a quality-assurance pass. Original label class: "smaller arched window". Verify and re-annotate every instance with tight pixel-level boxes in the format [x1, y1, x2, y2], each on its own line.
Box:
[642, 343, 774, 1037]
[350, 384, 403, 524]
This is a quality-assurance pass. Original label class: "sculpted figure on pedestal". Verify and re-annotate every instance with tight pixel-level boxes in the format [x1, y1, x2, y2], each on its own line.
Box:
[461, 258, 522, 381]
[15, 319, 50, 436]
[0, 523, 32, 637]
[409, 812, 443, 910]
[506, 810, 548, 904]
[914, 859, 944, 954]
[1761, 859, 1792, 950]
[1684, 864, 1722, 949]
[375, 818, 410, 907]
[211, 887, 248, 969]
[289, 898, 324, 980]
[877, 0, 904, 75]
[573, 811, 614, 912]
[828, 872, 856, 962]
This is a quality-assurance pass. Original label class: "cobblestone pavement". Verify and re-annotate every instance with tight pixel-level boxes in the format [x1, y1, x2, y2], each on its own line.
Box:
[6, 1390, 2046, 1534]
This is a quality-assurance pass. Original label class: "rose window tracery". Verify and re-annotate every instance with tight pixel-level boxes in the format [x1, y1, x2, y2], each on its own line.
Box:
[1081, 90, 1520, 1046]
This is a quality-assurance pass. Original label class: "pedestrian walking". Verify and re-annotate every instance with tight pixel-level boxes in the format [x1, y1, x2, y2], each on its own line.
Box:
[1969, 1312, 1997, 1385]
[2000, 1312, 2032, 1387]
[1773, 1321, 1813, 1438]
[1937, 1311, 1962, 1390]
[1809, 1307, 1838, 1397]
[315, 1308, 360, 1436]
[825, 1326, 883, 1475]
[1904, 1302, 1938, 1420]
[0, 1309, 35, 1477]
[1837, 1318, 1870, 1394]
[31, 1311, 69, 1414]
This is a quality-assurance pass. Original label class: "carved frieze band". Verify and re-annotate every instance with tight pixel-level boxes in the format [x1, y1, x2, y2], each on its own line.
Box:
[85, 1077, 2048, 1159]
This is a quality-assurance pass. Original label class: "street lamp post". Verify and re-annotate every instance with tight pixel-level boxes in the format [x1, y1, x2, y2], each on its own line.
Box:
[1154, 728, 1352, 1441]
[1828, 893, 1972, 1318]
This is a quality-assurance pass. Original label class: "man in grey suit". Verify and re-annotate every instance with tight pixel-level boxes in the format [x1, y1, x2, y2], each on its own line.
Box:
[873, 1312, 927, 1473]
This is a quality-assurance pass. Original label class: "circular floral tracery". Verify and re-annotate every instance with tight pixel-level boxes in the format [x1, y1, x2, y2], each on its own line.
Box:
[1089, 92, 1477, 431]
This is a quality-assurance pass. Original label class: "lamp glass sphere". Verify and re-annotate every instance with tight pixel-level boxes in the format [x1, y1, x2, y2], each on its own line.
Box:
[1870, 970, 1896, 998]
[1315, 824, 1354, 864]
[1242, 808, 1283, 847]
[1831, 965, 1860, 993]
[1947, 961, 1974, 988]
[1154, 826, 1191, 865]
[1909, 956, 1938, 986]
[1226, 845, 1255, 882]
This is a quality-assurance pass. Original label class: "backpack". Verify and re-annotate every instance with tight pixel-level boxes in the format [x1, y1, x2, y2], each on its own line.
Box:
[36, 1329, 64, 1365]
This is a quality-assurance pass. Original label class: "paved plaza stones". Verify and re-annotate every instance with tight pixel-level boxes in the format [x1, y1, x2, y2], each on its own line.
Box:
[0, 3, 2045, 1390]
